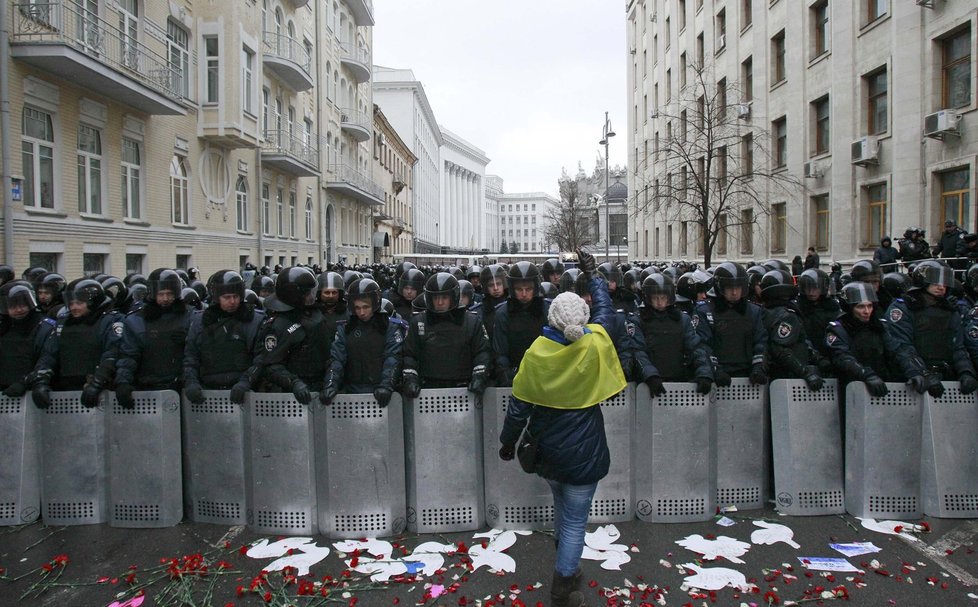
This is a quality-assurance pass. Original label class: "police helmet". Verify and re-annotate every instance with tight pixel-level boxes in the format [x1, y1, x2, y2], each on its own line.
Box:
[36, 272, 66, 301]
[850, 260, 881, 285]
[542, 258, 565, 278]
[22, 266, 47, 285]
[661, 265, 680, 282]
[424, 272, 461, 311]
[458, 279, 474, 305]
[124, 273, 147, 288]
[317, 271, 345, 293]
[639, 265, 661, 281]
[467, 265, 483, 281]
[712, 262, 749, 293]
[507, 261, 542, 294]
[622, 268, 643, 292]
[642, 273, 676, 305]
[346, 278, 382, 314]
[393, 261, 417, 283]
[99, 276, 128, 310]
[0, 264, 15, 287]
[596, 262, 623, 286]
[540, 281, 559, 299]
[839, 281, 878, 310]
[0, 280, 38, 315]
[447, 266, 465, 281]
[760, 269, 797, 302]
[399, 268, 426, 295]
[677, 269, 712, 302]
[761, 259, 789, 272]
[66, 278, 107, 310]
[380, 297, 396, 318]
[244, 289, 261, 309]
[175, 269, 191, 286]
[147, 268, 184, 301]
[558, 268, 589, 296]
[189, 280, 207, 303]
[798, 269, 831, 298]
[267, 266, 317, 311]
[967, 264, 978, 293]
[480, 264, 508, 290]
[911, 259, 954, 289]
[181, 287, 203, 309]
[882, 272, 911, 300]
[256, 275, 276, 296]
[207, 270, 245, 301]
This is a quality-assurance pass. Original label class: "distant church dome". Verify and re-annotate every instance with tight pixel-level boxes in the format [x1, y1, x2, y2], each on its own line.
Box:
[607, 181, 628, 201]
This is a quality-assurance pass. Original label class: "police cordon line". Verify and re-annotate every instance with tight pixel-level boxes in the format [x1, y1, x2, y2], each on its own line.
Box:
[2, 250, 978, 533]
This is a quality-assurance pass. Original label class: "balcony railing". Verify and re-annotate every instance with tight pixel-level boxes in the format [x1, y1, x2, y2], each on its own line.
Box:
[339, 108, 371, 142]
[347, 0, 374, 26]
[262, 31, 312, 90]
[339, 42, 369, 82]
[11, 0, 185, 110]
[262, 130, 319, 175]
[326, 163, 384, 204]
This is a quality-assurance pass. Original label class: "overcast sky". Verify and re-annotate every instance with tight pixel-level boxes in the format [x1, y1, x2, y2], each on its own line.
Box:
[372, 0, 629, 197]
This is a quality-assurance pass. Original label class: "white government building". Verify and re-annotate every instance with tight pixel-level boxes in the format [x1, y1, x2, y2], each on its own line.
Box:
[627, 0, 978, 265]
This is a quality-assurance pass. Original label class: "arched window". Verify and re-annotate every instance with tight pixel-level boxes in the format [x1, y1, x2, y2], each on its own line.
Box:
[289, 190, 297, 237]
[236, 176, 248, 232]
[170, 155, 189, 224]
[305, 197, 313, 240]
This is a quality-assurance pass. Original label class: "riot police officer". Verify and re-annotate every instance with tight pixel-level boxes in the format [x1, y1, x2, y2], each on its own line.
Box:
[32, 279, 123, 408]
[676, 269, 712, 314]
[794, 268, 840, 360]
[758, 269, 824, 390]
[825, 282, 898, 397]
[635, 274, 713, 394]
[316, 271, 350, 360]
[252, 266, 330, 403]
[321, 278, 405, 407]
[0, 281, 56, 397]
[391, 268, 425, 319]
[693, 262, 768, 385]
[885, 260, 978, 397]
[115, 268, 193, 407]
[541, 258, 564, 285]
[35, 272, 66, 319]
[183, 270, 266, 404]
[492, 262, 551, 386]
[401, 273, 490, 396]
[0, 265, 15, 289]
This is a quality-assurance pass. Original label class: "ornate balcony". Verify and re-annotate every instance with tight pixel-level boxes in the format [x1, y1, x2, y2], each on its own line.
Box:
[262, 32, 313, 91]
[324, 163, 383, 206]
[339, 108, 371, 142]
[346, 0, 374, 26]
[339, 42, 370, 83]
[261, 130, 319, 177]
[10, 1, 185, 115]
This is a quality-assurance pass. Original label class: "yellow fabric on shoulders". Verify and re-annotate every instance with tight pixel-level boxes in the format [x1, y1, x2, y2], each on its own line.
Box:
[512, 324, 626, 409]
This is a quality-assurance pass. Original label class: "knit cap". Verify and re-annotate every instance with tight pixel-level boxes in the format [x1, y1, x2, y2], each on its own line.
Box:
[548, 292, 590, 342]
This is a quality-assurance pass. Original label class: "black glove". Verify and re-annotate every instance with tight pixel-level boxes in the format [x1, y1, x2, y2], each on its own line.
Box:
[802, 366, 824, 391]
[184, 383, 205, 405]
[31, 384, 51, 409]
[468, 372, 487, 396]
[499, 443, 515, 461]
[81, 382, 102, 408]
[645, 375, 666, 397]
[715, 370, 732, 387]
[115, 383, 135, 409]
[816, 357, 833, 376]
[3, 382, 27, 398]
[576, 248, 596, 275]
[749, 364, 768, 385]
[908, 374, 928, 394]
[960, 373, 978, 395]
[291, 379, 311, 404]
[695, 376, 713, 394]
[924, 372, 945, 398]
[864, 374, 889, 397]
[320, 382, 339, 406]
[373, 386, 392, 408]
[229, 380, 250, 404]
[402, 372, 420, 399]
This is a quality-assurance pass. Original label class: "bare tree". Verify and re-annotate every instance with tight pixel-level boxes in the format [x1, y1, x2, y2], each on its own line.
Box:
[545, 177, 596, 253]
[634, 63, 802, 267]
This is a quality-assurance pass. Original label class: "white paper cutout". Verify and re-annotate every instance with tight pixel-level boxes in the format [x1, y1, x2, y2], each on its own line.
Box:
[675, 534, 751, 564]
[751, 521, 801, 549]
[681, 563, 752, 591]
[798, 557, 863, 572]
[333, 539, 394, 558]
[246, 537, 331, 576]
[581, 525, 632, 570]
[857, 518, 925, 538]
[830, 542, 881, 557]
[350, 556, 410, 582]
[581, 545, 632, 570]
[245, 537, 317, 558]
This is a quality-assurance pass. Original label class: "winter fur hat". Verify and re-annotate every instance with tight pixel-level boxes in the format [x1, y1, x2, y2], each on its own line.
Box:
[548, 292, 590, 342]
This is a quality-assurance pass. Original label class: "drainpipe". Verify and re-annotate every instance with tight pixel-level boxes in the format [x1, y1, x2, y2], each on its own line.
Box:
[1, 0, 15, 262]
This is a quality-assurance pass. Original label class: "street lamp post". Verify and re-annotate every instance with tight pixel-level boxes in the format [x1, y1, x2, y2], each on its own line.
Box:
[599, 111, 615, 263]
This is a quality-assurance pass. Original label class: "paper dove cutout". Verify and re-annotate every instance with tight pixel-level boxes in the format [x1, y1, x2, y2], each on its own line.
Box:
[333, 538, 394, 558]
[675, 534, 751, 564]
[581, 524, 632, 570]
[246, 537, 317, 558]
[412, 541, 456, 554]
[246, 537, 331, 576]
[473, 528, 532, 541]
[751, 520, 801, 549]
[350, 557, 409, 582]
[857, 518, 924, 538]
[681, 563, 752, 591]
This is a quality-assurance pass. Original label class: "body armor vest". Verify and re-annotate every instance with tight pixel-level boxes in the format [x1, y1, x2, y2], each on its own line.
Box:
[640, 311, 687, 380]
[286, 316, 329, 385]
[713, 306, 753, 370]
[344, 321, 386, 388]
[199, 315, 252, 388]
[138, 311, 187, 388]
[419, 313, 474, 385]
[0, 317, 39, 387]
[913, 305, 954, 367]
[58, 319, 100, 389]
[848, 322, 889, 381]
[506, 303, 546, 368]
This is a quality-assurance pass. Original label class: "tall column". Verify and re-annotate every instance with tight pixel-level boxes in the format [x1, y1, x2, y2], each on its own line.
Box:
[453, 167, 462, 250]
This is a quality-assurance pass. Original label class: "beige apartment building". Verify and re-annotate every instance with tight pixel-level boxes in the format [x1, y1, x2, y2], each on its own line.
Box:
[627, 0, 978, 264]
[2, 0, 382, 277]
[371, 104, 416, 264]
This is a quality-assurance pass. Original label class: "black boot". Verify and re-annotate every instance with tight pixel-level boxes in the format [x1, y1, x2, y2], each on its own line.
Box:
[551, 569, 585, 607]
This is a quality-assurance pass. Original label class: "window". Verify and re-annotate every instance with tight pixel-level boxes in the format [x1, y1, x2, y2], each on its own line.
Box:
[716, 9, 726, 49]
[717, 213, 728, 255]
[125, 253, 144, 275]
[121, 137, 141, 219]
[262, 88, 270, 134]
[867, 0, 886, 23]
[77, 124, 102, 214]
[717, 78, 727, 118]
[236, 176, 249, 232]
[741, 56, 753, 101]
[678, 0, 687, 31]
[82, 253, 105, 278]
[772, 30, 786, 84]
[942, 27, 971, 109]
[717, 145, 728, 185]
[812, 1, 829, 57]
[305, 197, 313, 239]
[865, 183, 887, 246]
[167, 21, 189, 98]
[29, 253, 59, 272]
[289, 190, 297, 237]
[118, 0, 138, 69]
[667, 224, 674, 255]
[741, 0, 752, 30]
[771, 202, 787, 253]
[666, 69, 672, 101]
[741, 209, 754, 255]
[865, 68, 888, 135]
[21, 107, 55, 209]
[276, 187, 284, 236]
[773, 117, 787, 167]
[813, 95, 830, 155]
[680, 53, 687, 87]
[696, 33, 704, 66]
[261, 183, 270, 235]
[680, 110, 688, 141]
[204, 35, 219, 104]
[176, 254, 192, 270]
[741, 133, 753, 175]
[665, 17, 670, 50]
[242, 47, 255, 114]
[680, 222, 688, 255]
[170, 155, 189, 224]
[940, 168, 970, 230]
[813, 194, 830, 251]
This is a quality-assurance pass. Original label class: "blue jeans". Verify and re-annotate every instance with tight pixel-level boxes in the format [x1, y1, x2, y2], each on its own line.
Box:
[548, 479, 598, 577]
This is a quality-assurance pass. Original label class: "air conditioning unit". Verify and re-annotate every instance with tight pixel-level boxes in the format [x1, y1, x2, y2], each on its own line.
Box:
[804, 161, 822, 179]
[736, 103, 751, 119]
[716, 34, 726, 49]
[915, 0, 934, 7]
[650, 11, 657, 22]
[851, 136, 880, 166]
[924, 109, 961, 140]
[630, 46, 637, 55]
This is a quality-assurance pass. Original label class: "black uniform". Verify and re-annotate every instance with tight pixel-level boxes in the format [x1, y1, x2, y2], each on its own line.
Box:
[253, 307, 331, 392]
[693, 298, 768, 377]
[183, 304, 266, 390]
[825, 315, 901, 384]
[328, 314, 405, 393]
[885, 292, 976, 384]
[403, 308, 490, 389]
[37, 308, 123, 390]
[116, 301, 193, 390]
[763, 303, 824, 383]
[635, 305, 712, 382]
[793, 296, 841, 359]
[491, 297, 550, 386]
[0, 311, 56, 392]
